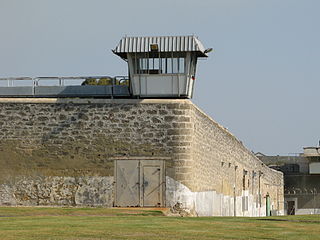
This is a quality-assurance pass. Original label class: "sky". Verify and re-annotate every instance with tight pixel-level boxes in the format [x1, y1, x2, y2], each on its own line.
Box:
[0, 0, 319, 155]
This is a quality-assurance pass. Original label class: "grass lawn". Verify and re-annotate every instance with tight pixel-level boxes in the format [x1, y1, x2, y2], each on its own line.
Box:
[0, 207, 320, 240]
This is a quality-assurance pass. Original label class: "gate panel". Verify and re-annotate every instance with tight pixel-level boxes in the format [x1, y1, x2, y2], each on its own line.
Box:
[140, 160, 164, 207]
[142, 166, 161, 206]
[266, 194, 271, 216]
[287, 201, 295, 215]
[115, 160, 140, 207]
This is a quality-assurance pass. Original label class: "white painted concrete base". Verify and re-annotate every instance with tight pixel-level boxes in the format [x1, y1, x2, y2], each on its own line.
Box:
[166, 176, 282, 217]
[295, 208, 320, 215]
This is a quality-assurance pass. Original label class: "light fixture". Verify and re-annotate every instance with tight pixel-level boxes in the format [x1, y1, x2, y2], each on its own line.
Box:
[204, 48, 213, 54]
[150, 43, 159, 52]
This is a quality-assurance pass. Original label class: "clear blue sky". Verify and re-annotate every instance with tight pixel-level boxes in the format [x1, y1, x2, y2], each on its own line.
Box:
[1, 0, 319, 155]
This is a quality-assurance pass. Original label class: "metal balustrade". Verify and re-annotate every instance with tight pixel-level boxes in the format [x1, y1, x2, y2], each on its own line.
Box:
[0, 76, 130, 97]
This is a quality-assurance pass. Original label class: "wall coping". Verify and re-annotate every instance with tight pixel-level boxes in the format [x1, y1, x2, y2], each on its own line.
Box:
[0, 98, 190, 104]
[109, 156, 171, 161]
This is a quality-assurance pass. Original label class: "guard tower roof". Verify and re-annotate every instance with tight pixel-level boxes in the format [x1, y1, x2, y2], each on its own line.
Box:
[113, 35, 208, 58]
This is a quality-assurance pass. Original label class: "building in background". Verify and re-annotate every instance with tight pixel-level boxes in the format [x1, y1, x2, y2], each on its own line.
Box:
[257, 147, 320, 215]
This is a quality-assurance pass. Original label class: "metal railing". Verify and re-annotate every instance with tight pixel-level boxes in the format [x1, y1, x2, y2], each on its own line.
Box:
[0, 76, 129, 86]
[0, 76, 130, 97]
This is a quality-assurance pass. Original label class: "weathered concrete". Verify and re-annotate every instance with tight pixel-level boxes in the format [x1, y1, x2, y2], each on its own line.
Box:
[0, 98, 284, 216]
[0, 176, 114, 206]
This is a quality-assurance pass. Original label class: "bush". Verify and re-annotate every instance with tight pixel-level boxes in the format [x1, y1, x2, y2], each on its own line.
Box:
[81, 77, 114, 86]
[81, 78, 98, 85]
[97, 78, 113, 85]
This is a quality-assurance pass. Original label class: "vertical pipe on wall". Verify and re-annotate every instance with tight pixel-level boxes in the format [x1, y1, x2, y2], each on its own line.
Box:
[313, 188, 316, 214]
[234, 165, 238, 217]
[252, 171, 255, 216]
[258, 171, 262, 217]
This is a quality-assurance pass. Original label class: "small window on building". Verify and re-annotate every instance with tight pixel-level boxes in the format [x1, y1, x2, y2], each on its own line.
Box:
[167, 58, 172, 74]
[172, 58, 178, 73]
[135, 56, 185, 75]
[179, 58, 185, 73]
[138, 58, 149, 74]
[148, 58, 160, 74]
[161, 58, 167, 74]
[243, 175, 246, 190]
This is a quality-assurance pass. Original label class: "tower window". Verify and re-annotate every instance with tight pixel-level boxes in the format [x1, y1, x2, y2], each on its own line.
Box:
[135, 56, 185, 74]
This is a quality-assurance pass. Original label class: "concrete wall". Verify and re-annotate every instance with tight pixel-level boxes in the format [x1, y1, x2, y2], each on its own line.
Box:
[258, 154, 320, 215]
[284, 175, 320, 215]
[0, 98, 283, 216]
[258, 155, 308, 173]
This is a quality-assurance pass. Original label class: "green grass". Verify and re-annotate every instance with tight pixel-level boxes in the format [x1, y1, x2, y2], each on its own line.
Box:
[0, 207, 320, 240]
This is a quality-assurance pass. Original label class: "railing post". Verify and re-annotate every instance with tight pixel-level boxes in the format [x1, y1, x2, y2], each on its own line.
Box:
[111, 77, 115, 98]
[32, 78, 37, 96]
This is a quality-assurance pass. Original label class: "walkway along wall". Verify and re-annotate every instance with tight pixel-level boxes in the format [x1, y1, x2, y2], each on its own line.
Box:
[0, 98, 284, 216]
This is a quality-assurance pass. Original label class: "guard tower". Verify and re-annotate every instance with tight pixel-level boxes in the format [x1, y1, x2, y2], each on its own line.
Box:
[113, 36, 211, 98]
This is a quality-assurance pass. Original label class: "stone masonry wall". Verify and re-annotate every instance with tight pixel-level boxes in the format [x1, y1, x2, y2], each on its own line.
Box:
[163, 102, 284, 216]
[0, 98, 193, 206]
[0, 176, 113, 206]
[188, 105, 284, 215]
[0, 98, 283, 215]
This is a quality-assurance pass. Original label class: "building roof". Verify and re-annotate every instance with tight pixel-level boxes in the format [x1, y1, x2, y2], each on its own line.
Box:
[254, 152, 266, 157]
[303, 147, 320, 157]
[113, 35, 208, 58]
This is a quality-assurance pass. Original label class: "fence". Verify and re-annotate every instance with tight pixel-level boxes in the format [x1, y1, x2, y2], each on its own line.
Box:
[0, 76, 130, 97]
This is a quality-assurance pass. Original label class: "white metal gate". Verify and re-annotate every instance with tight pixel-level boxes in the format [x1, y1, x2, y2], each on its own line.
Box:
[115, 160, 140, 207]
[115, 159, 164, 207]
